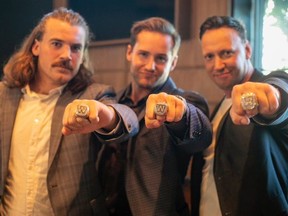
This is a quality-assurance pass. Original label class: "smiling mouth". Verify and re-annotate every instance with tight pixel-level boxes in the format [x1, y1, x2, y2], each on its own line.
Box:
[214, 71, 230, 77]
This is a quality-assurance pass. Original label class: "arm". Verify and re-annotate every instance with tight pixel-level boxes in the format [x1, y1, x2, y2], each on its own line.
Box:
[230, 72, 288, 126]
[61, 90, 139, 143]
[145, 92, 212, 153]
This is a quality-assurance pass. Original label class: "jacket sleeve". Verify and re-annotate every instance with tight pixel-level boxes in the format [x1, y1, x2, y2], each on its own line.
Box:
[165, 90, 212, 153]
[89, 84, 139, 144]
[252, 70, 288, 127]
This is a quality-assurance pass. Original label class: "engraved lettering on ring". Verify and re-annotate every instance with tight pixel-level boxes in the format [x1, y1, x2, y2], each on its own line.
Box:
[154, 103, 168, 116]
[75, 104, 90, 118]
[241, 92, 259, 110]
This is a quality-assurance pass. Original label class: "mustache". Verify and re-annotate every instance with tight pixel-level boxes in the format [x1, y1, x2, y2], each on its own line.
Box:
[52, 60, 73, 71]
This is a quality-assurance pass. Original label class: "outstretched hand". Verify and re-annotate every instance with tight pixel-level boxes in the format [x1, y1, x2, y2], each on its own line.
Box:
[230, 82, 280, 125]
[62, 99, 118, 135]
[145, 92, 187, 129]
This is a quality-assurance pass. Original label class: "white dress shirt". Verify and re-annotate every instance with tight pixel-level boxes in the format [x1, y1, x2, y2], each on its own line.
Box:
[2, 85, 64, 215]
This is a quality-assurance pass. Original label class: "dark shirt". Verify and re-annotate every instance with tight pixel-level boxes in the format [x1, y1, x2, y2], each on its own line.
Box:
[99, 86, 147, 216]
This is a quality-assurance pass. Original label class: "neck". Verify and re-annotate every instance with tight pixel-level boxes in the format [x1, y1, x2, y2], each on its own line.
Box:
[130, 82, 151, 104]
[225, 63, 254, 98]
[29, 79, 59, 95]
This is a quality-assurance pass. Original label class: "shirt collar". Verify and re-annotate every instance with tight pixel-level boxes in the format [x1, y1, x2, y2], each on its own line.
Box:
[21, 84, 66, 96]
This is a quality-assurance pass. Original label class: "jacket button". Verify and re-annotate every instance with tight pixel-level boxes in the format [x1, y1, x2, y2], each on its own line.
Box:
[193, 131, 201, 137]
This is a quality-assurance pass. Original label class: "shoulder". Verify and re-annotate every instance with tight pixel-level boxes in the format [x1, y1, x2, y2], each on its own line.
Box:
[82, 82, 117, 102]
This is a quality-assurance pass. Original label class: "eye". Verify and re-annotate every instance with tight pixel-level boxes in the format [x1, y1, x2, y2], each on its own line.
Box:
[221, 50, 234, 59]
[155, 55, 168, 64]
[51, 40, 62, 48]
[138, 51, 148, 58]
[204, 53, 214, 61]
[71, 44, 82, 53]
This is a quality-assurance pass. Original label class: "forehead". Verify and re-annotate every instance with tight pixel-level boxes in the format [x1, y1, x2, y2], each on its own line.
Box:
[135, 31, 174, 52]
[43, 18, 86, 44]
[201, 27, 242, 51]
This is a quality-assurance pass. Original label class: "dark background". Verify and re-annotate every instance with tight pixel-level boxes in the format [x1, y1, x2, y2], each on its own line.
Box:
[0, 0, 174, 72]
[0, 0, 52, 72]
[69, 0, 174, 41]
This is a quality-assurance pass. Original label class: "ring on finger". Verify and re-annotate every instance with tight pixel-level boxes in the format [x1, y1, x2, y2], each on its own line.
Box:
[154, 102, 168, 116]
[241, 92, 259, 111]
[75, 104, 90, 119]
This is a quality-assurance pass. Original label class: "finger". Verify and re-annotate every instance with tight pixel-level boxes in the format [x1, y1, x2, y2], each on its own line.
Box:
[63, 103, 81, 128]
[146, 94, 158, 119]
[62, 124, 74, 135]
[85, 100, 99, 123]
[156, 115, 166, 123]
[230, 108, 250, 125]
[145, 116, 162, 129]
[231, 86, 247, 116]
[75, 117, 91, 125]
[174, 96, 186, 122]
[165, 95, 176, 122]
[263, 85, 280, 114]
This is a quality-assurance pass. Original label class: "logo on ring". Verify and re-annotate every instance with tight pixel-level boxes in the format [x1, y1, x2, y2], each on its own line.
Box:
[75, 104, 90, 118]
[154, 103, 168, 116]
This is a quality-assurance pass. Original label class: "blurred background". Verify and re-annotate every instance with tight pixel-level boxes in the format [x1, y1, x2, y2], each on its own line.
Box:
[0, 0, 287, 111]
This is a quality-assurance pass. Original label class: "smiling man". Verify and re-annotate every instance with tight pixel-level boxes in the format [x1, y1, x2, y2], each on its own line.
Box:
[191, 16, 288, 216]
[98, 17, 212, 216]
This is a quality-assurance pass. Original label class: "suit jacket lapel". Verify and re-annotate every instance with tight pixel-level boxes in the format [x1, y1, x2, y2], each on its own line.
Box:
[48, 90, 80, 169]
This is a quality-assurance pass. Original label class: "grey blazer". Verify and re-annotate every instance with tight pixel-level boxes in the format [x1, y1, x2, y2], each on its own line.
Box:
[0, 82, 138, 215]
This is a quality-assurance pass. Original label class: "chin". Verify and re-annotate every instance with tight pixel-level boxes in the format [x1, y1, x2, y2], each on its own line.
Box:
[57, 75, 74, 85]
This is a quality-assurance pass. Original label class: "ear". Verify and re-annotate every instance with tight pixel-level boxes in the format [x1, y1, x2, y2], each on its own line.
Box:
[126, 44, 133, 61]
[32, 39, 40, 56]
[245, 41, 252, 59]
[170, 55, 178, 71]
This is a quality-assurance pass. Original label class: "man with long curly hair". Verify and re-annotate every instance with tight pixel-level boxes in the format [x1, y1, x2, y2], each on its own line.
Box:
[0, 8, 138, 215]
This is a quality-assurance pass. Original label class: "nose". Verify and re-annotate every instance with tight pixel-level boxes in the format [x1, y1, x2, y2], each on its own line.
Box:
[59, 45, 72, 61]
[214, 56, 225, 70]
[145, 57, 156, 71]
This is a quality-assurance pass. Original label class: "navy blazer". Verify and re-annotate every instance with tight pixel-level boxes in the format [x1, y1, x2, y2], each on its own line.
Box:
[107, 77, 212, 216]
[191, 70, 288, 216]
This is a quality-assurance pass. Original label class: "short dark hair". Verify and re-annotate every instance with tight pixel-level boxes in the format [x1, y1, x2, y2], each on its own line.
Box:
[199, 16, 247, 43]
[130, 17, 181, 57]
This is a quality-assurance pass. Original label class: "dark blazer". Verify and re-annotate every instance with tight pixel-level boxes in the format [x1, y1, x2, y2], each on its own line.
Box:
[0, 82, 138, 216]
[113, 78, 212, 216]
[191, 70, 288, 216]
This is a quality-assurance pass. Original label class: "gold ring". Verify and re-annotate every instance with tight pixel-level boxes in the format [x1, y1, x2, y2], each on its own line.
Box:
[241, 92, 259, 110]
[75, 104, 90, 118]
[154, 103, 168, 116]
